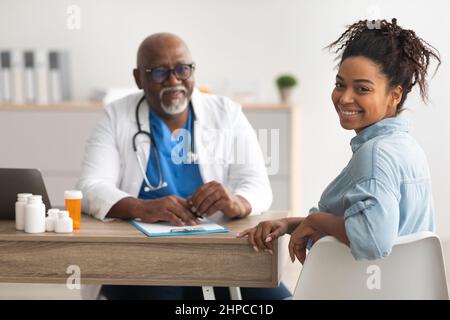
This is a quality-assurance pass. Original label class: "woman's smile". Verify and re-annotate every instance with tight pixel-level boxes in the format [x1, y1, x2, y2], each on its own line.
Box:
[337, 105, 364, 120]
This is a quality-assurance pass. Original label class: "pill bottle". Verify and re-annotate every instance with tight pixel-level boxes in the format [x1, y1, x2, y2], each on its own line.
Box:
[24, 195, 46, 234]
[64, 190, 82, 230]
[15, 193, 32, 230]
[45, 208, 60, 232]
[55, 210, 73, 233]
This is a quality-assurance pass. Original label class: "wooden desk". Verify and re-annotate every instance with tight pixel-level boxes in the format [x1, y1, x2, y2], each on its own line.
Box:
[0, 211, 287, 289]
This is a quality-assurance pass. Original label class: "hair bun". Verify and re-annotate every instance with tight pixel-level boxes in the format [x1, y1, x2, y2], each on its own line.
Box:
[392, 18, 398, 26]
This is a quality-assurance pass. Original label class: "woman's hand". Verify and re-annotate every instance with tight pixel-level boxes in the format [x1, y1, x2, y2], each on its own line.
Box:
[237, 218, 292, 253]
[288, 215, 324, 264]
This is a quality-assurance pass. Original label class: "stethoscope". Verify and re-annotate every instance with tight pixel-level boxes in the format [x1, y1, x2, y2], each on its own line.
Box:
[132, 95, 198, 192]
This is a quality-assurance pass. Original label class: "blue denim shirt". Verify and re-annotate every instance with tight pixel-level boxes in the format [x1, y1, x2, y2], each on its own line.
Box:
[310, 117, 435, 260]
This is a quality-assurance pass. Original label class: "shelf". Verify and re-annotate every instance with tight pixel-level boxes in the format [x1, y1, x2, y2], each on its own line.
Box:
[240, 103, 293, 111]
[0, 101, 295, 112]
[0, 101, 103, 112]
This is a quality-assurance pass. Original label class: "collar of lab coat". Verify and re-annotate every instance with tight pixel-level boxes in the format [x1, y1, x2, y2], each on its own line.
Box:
[132, 88, 204, 129]
[130, 88, 206, 172]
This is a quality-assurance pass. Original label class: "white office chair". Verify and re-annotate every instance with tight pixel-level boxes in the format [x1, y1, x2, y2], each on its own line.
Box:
[293, 231, 449, 300]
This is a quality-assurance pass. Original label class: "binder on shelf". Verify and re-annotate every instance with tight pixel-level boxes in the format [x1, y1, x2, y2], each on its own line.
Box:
[35, 50, 49, 104]
[0, 58, 2, 103]
[24, 50, 36, 103]
[11, 50, 24, 104]
[0, 51, 12, 103]
[48, 51, 61, 103]
[59, 51, 72, 101]
[49, 51, 71, 103]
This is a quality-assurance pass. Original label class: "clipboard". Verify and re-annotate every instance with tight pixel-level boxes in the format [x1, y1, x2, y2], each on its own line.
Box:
[129, 217, 229, 237]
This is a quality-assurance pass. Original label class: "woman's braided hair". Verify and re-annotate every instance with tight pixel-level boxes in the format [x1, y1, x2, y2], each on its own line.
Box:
[327, 18, 441, 111]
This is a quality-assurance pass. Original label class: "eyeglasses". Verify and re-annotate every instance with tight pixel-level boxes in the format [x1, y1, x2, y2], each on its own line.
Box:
[144, 63, 196, 83]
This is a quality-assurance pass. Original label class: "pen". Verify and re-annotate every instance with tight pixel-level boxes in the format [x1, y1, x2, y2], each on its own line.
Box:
[170, 226, 206, 233]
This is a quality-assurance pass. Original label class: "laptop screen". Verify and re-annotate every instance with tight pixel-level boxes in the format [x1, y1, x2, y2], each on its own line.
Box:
[0, 168, 52, 219]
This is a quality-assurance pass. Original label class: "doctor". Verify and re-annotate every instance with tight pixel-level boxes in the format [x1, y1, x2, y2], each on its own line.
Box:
[77, 33, 271, 224]
[77, 33, 290, 299]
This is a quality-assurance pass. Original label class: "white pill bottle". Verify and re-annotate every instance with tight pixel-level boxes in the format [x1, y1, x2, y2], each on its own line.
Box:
[24, 195, 46, 233]
[55, 210, 73, 233]
[15, 193, 32, 230]
[46, 208, 60, 232]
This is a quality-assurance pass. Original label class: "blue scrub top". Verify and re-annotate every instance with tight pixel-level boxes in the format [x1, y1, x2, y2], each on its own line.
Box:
[138, 105, 204, 200]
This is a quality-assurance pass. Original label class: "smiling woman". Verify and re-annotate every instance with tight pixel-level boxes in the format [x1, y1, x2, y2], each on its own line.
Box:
[328, 18, 441, 133]
[240, 18, 442, 267]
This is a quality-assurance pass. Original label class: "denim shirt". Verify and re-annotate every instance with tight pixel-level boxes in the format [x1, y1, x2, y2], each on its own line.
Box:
[310, 117, 435, 260]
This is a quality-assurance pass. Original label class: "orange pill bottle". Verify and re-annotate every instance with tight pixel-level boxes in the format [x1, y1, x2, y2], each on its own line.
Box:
[65, 190, 83, 230]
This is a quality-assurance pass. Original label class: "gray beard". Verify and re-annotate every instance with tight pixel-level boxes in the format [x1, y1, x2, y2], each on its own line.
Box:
[160, 97, 189, 115]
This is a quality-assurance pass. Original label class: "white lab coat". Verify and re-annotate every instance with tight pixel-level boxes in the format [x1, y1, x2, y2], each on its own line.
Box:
[76, 88, 272, 221]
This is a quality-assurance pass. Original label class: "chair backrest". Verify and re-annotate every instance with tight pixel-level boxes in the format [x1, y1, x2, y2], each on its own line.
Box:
[292, 231, 449, 300]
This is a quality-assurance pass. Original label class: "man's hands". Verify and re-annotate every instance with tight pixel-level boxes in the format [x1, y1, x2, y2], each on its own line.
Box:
[187, 181, 251, 218]
[107, 196, 199, 226]
[136, 195, 199, 226]
[106, 181, 252, 225]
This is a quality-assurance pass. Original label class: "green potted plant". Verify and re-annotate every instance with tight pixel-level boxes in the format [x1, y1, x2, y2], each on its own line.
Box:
[276, 74, 298, 104]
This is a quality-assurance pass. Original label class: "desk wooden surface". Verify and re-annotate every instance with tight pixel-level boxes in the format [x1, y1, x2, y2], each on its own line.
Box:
[0, 211, 287, 287]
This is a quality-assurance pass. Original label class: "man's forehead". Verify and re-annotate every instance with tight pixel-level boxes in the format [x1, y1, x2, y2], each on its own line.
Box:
[146, 47, 190, 65]
[137, 34, 192, 67]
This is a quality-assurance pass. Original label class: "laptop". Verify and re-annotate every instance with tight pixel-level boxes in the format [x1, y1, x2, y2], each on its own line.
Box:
[0, 168, 52, 219]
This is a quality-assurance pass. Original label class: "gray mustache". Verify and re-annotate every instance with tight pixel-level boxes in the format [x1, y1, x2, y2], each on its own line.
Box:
[160, 86, 187, 97]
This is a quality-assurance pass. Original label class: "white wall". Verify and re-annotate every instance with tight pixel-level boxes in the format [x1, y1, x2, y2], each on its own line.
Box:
[1, 0, 449, 239]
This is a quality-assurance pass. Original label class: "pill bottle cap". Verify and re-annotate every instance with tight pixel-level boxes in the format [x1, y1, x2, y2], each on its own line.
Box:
[27, 195, 42, 204]
[64, 190, 83, 200]
[17, 193, 32, 201]
[47, 208, 60, 218]
[58, 210, 70, 219]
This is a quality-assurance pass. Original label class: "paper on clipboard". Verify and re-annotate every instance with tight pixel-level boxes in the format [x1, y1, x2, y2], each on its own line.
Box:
[130, 217, 229, 237]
